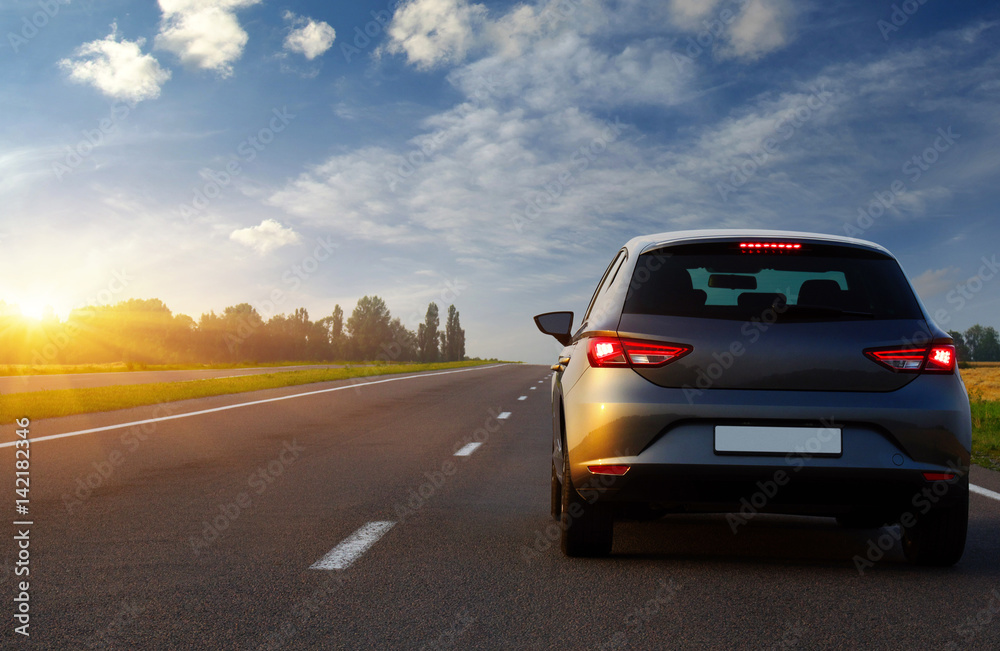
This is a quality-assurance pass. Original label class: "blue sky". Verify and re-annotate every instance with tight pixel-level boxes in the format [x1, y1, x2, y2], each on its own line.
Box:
[2, 0, 999, 363]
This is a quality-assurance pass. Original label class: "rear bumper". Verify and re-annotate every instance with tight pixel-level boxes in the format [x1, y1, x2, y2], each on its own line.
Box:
[562, 366, 971, 514]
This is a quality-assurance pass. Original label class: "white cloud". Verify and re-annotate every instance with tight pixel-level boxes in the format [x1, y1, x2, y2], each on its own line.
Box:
[383, 0, 487, 69]
[155, 0, 261, 77]
[667, 0, 725, 31]
[230, 219, 301, 254]
[283, 12, 336, 60]
[59, 25, 171, 103]
[912, 267, 961, 299]
[722, 0, 795, 61]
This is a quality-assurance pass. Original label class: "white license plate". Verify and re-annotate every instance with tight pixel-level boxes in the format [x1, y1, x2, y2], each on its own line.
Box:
[714, 426, 842, 455]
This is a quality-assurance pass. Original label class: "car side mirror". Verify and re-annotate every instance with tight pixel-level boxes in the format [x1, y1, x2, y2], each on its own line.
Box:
[533, 311, 574, 346]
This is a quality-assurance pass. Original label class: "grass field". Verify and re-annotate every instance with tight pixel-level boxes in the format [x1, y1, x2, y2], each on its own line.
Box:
[961, 365, 1000, 471]
[0, 360, 501, 422]
[0, 360, 363, 376]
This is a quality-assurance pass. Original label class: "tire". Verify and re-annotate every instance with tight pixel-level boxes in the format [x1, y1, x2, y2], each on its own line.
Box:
[560, 448, 613, 557]
[551, 460, 562, 521]
[901, 485, 969, 567]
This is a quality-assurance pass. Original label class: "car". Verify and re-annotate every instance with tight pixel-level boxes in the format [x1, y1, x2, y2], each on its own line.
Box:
[534, 229, 972, 565]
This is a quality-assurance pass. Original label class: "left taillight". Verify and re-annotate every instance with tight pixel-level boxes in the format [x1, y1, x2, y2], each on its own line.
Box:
[587, 336, 692, 368]
[864, 344, 956, 374]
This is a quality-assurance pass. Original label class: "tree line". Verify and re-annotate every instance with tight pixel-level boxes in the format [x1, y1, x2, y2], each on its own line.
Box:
[949, 325, 1000, 363]
[0, 297, 466, 366]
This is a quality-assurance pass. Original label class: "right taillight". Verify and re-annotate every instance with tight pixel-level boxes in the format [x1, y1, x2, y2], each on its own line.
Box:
[865, 344, 956, 374]
[587, 336, 692, 368]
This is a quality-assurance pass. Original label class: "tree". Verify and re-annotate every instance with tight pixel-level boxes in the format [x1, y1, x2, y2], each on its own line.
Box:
[347, 295, 392, 360]
[443, 304, 465, 361]
[948, 330, 968, 362]
[965, 324, 987, 361]
[417, 302, 440, 362]
[977, 326, 1000, 362]
[318, 304, 345, 359]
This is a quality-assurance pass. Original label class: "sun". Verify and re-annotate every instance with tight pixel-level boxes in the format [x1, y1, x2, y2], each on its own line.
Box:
[17, 299, 57, 321]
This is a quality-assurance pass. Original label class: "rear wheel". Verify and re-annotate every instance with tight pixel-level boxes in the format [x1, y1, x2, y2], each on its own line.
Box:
[901, 486, 968, 566]
[550, 460, 562, 521]
[560, 449, 613, 557]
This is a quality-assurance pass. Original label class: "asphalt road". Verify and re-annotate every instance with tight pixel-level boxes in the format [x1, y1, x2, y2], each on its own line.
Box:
[2, 364, 999, 649]
[0, 364, 361, 394]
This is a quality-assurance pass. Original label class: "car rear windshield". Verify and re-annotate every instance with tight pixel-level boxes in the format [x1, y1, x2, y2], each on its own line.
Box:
[622, 242, 924, 321]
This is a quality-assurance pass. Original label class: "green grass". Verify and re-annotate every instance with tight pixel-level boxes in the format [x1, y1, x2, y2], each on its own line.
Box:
[971, 400, 1000, 472]
[0, 360, 500, 422]
[0, 360, 365, 376]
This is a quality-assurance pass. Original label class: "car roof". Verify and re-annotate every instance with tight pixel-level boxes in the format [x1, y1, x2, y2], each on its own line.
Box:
[624, 229, 893, 257]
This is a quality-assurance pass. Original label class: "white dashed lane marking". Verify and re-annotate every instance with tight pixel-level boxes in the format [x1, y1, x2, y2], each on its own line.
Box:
[517, 396, 527, 401]
[310, 521, 396, 570]
[454, 442, 482, 457]
[498, 412, 511, 419]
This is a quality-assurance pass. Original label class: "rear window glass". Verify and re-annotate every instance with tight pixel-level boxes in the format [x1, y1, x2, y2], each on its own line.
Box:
[623, 242, 923, 321]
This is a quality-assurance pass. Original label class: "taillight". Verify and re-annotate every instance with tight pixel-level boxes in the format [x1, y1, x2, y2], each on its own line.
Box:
[587, 336, 692, 368]
[587, 337, 628, 367]
[864, 344, 956, 374]
[588, 464, 630, 476]
[739, 242, 802, 250]
[922, 472, 957, 481]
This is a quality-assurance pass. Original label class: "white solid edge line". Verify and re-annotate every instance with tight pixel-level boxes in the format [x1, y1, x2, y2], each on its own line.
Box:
[497, 412, 511, 419]
[454, 442, 482, 457]
[971, 483, 1000, 501]
[1, 364, 509, 448]
[309, 521, 396, 570]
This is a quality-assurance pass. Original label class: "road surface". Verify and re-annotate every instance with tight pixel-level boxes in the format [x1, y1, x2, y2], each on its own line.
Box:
[2, 364, 998, 648]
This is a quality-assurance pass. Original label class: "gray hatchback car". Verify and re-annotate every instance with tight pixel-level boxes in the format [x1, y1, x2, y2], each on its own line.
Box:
[534, 230, 971, 565]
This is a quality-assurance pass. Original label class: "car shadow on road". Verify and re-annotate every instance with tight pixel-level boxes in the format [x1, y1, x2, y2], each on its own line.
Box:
[608, 512, 1000, 574]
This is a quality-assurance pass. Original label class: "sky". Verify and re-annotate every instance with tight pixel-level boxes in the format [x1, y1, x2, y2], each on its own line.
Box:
[2, 0, 1000, 364]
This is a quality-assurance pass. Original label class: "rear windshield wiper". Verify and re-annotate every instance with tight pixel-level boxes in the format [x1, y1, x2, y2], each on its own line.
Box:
[782, 304, 875, 318]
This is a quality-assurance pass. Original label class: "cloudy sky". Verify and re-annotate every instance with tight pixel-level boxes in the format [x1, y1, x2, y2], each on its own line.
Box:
[2, 0, 999, 363]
